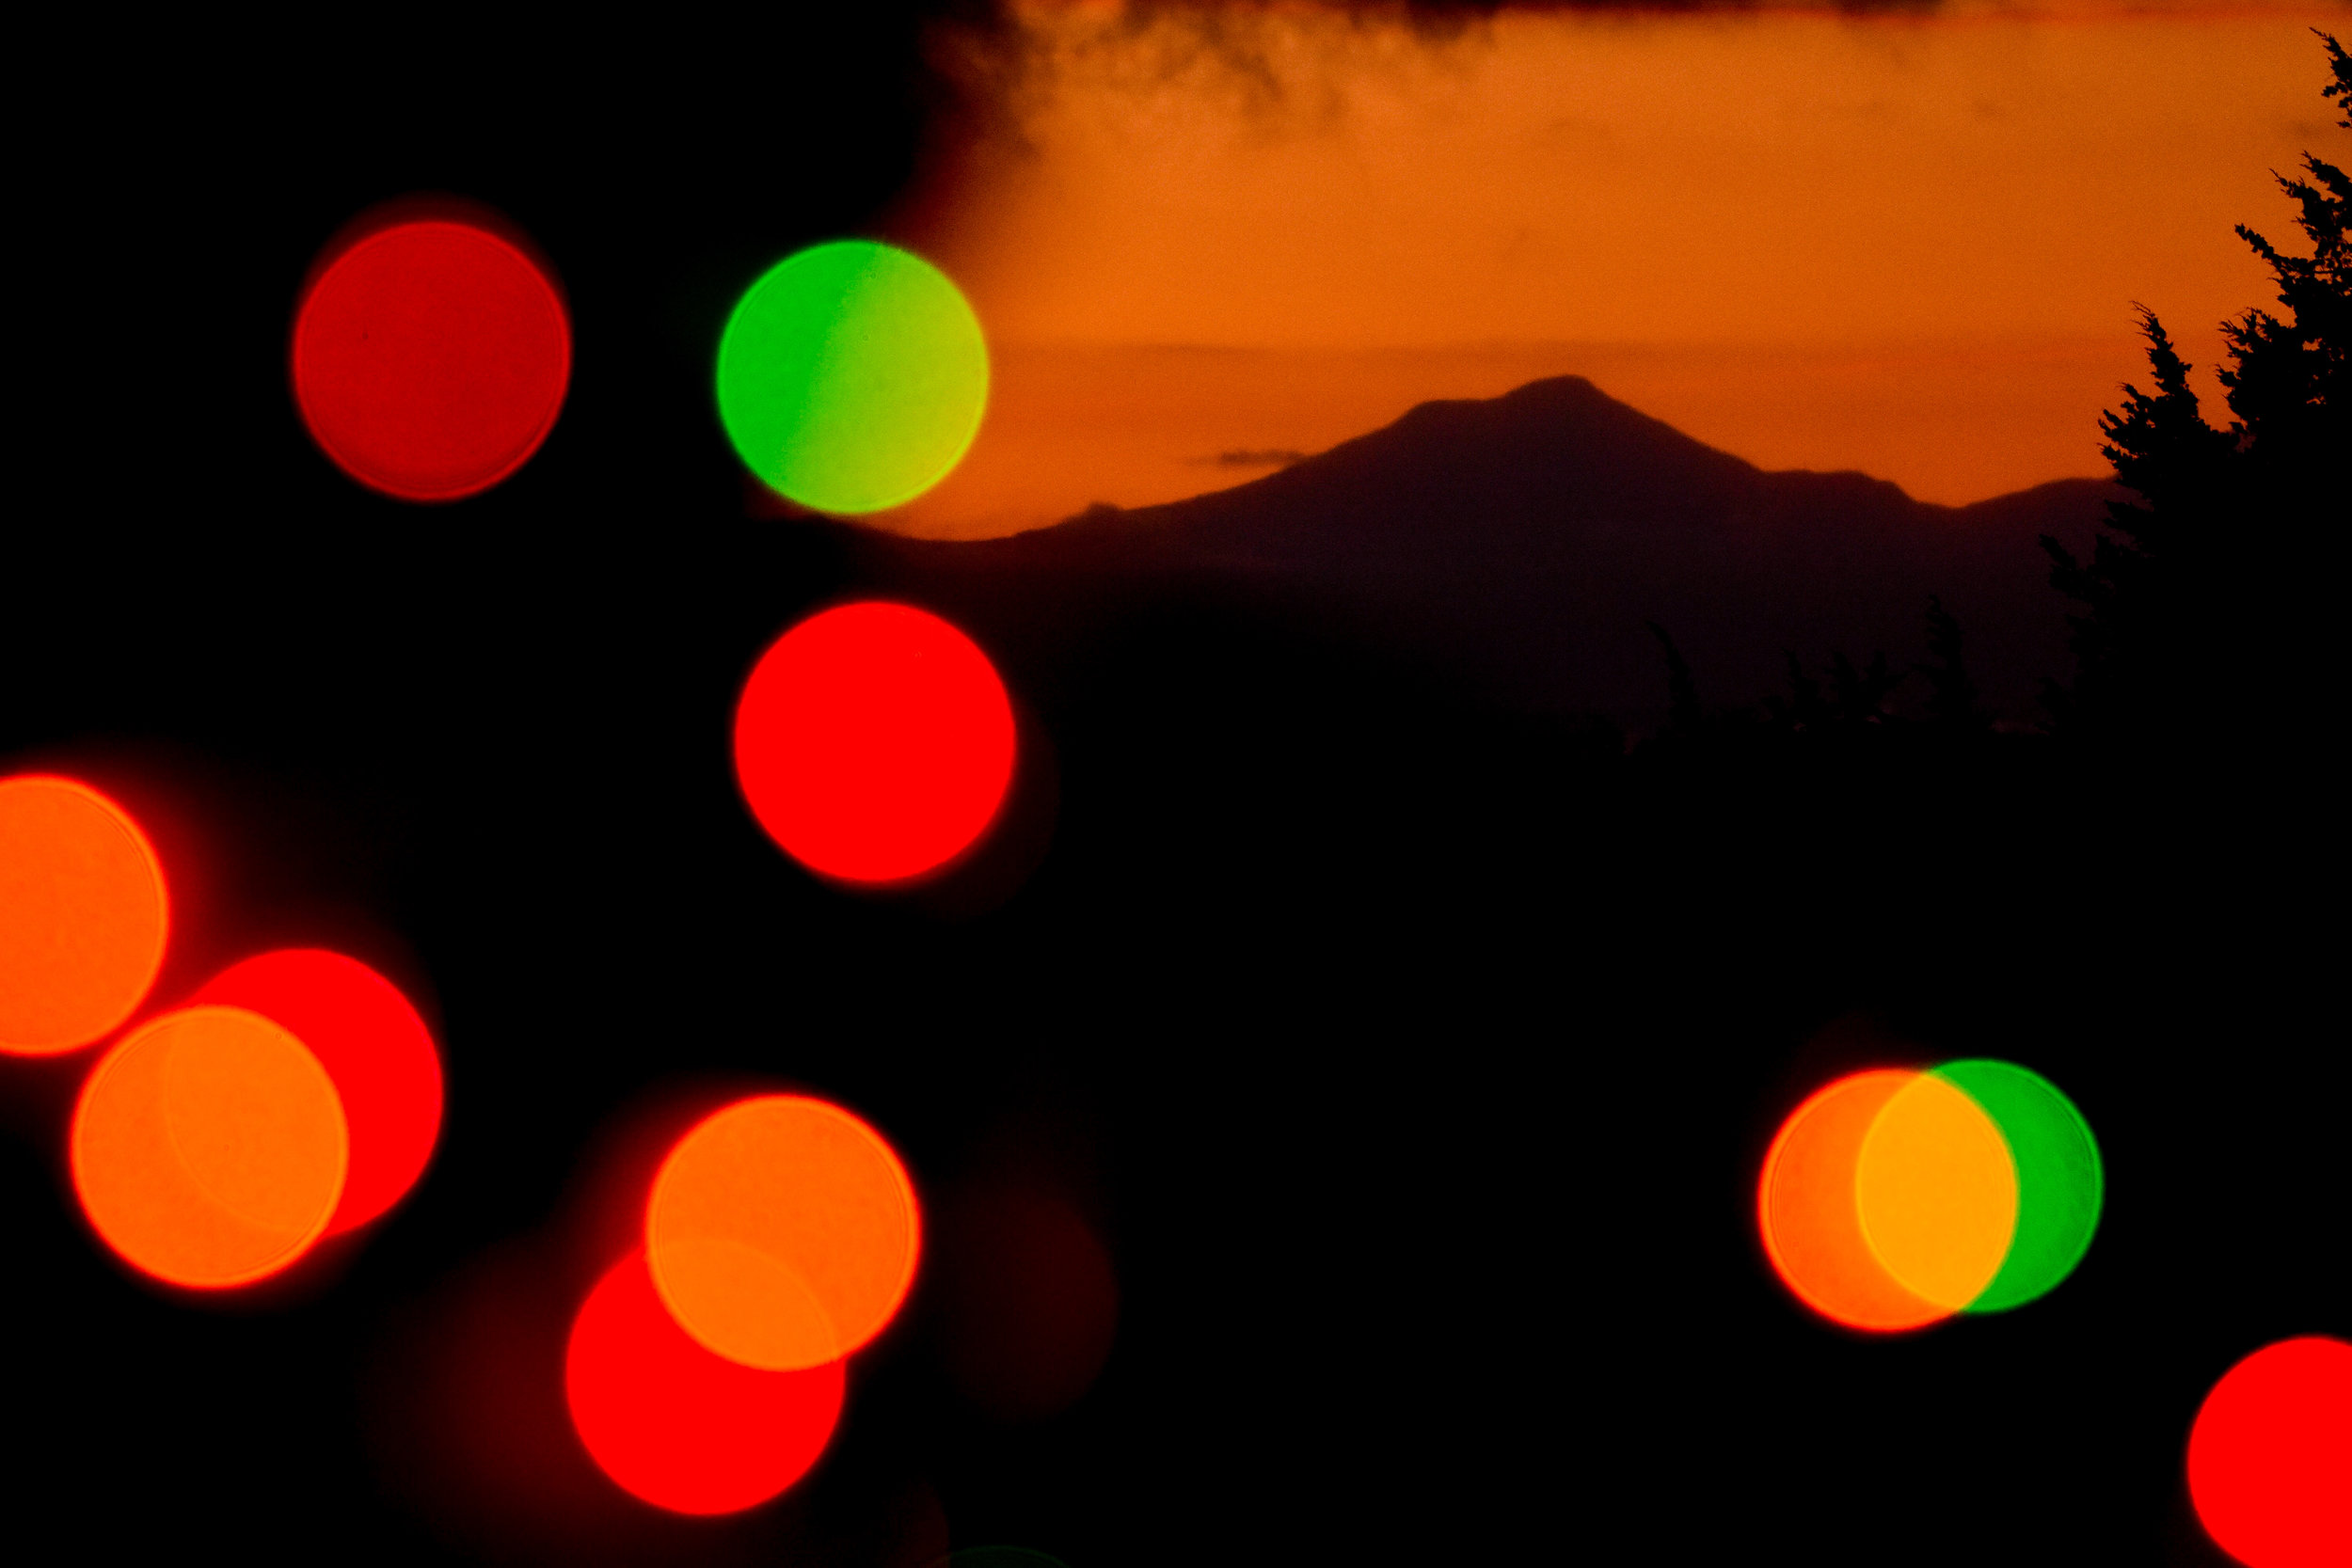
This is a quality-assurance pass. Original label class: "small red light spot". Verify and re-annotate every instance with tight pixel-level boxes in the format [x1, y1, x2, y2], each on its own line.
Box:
[291, 211, 570, 501]
[564, 1249, 845, 1515]
[733, 602, 1016, 884]
[2188, 1336, 2352, 1568]
[193, 949, 442, 1235]
[938, 1186, 1118, 1420]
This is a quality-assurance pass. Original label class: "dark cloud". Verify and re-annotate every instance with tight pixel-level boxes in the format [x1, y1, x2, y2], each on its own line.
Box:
[907, 0, 1943, 218]
[919, 0, 1946, 139]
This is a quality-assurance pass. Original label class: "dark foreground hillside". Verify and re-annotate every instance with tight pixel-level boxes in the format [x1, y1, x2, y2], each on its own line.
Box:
[1, 357, 2338, 1568]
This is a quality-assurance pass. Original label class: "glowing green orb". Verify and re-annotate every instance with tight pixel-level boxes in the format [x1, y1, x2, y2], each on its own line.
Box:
[1933, 1059, 2104, 1313]
[715, 241, 989, 515]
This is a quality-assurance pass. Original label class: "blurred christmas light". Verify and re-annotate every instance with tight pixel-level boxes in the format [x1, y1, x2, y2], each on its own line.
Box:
[194, 949, 442, 1235]
[734, 602, 1016, 885]
[937, 1184, 1117, 1421]
[564, 1248, 846, 1515]
[1757, 1060, 2100, 1332]
[1758, 1069, 1952, 1332]
[1851, 1071, 2018, 1312]
[715, 240, 989, 515]
[2187, 1336, 2352, 1568]
[0, 775, 168, 1056]
[291, 206, 570, 501]
[72, 1005, 348, 1289]
[1931, 1059, 2102, 1313]
[645, 1094, 921, 1370]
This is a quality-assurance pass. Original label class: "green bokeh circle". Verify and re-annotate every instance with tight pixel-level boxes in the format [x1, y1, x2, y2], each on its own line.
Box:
[1933, 1059, 2104, 1313]
[715, 240, 989, 515]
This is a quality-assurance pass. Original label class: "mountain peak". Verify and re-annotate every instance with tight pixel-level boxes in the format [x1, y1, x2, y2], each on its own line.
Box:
[891, 374, 2116, 727]
[1260, 372, 1758, 517]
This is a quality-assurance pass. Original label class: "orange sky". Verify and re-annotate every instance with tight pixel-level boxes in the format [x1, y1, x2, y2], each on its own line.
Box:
[879, 1, 2346, 538]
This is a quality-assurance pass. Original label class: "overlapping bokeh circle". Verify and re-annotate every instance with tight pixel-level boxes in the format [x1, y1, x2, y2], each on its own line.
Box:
[4, 772, 442, 1291]
[71, 950, 444, 1290]
[1757, 1059, 2101, 1332]
[72, 1004, 350, 1289]
[565, 1094, 921, 1513]
[190, 950, 445, 1238]
[565, 1247, 850, 1516]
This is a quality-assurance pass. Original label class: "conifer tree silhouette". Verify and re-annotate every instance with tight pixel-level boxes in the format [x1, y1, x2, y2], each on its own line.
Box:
[2044, 32, 2348, 737]
[2222, 31, 2350, 502]
[1647, 621, 1706, 739]
[1768, 651, 1828, 734]
[2043, 309, 2238, 735]
[1828, 651, 1899, 728]
[1919, 595, 1987, 731]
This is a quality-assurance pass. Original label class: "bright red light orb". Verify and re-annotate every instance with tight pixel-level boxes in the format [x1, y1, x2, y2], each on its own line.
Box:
[291, 214, 570, 501]
[564, 1249, 846, 1515]
[2187, 1335, 2352, 1568]
[192, 949, 442, 1235]
[733, 602, 1016, 884]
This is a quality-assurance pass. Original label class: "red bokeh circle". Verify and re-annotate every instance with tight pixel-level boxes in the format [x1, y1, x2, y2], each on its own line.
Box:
[733, 602, 1017, 884]
[291, 213, 570, 501]
[564, 1249, 847, 1515]
[192, 949, 442, 1236]
[2187, 1335, 2352, 1568]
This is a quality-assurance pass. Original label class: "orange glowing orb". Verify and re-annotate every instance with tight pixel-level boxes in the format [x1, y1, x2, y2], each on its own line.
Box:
[565, 1249, 846, 1514]
[0, 775, 169, 1056]
[733, 602, 1016, 884]
[71, 1006, 349, 1289]
[2188, 1336, 2352, 1568]
[1757, 1069, 1951, 1333]
[645, 1095, 921, 1370]
[193, 950, 441, 1235]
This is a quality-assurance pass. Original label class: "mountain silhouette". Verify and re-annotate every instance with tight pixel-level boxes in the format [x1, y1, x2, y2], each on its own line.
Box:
[857, 375, 2122, 728]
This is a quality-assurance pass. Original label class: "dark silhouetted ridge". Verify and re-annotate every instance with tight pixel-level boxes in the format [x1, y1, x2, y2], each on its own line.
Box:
[860, 375, 2122, 727]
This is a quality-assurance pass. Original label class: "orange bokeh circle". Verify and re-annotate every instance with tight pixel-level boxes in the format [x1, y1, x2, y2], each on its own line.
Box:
[645, 1095, 921, 1370]
[1756, 1069, 1951, 1333]
[0, 775, 169, 1056]
[71, 1005, 349, 1289]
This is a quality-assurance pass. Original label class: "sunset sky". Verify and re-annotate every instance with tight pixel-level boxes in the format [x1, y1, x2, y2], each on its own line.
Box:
[875, 0, 2344, 538]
